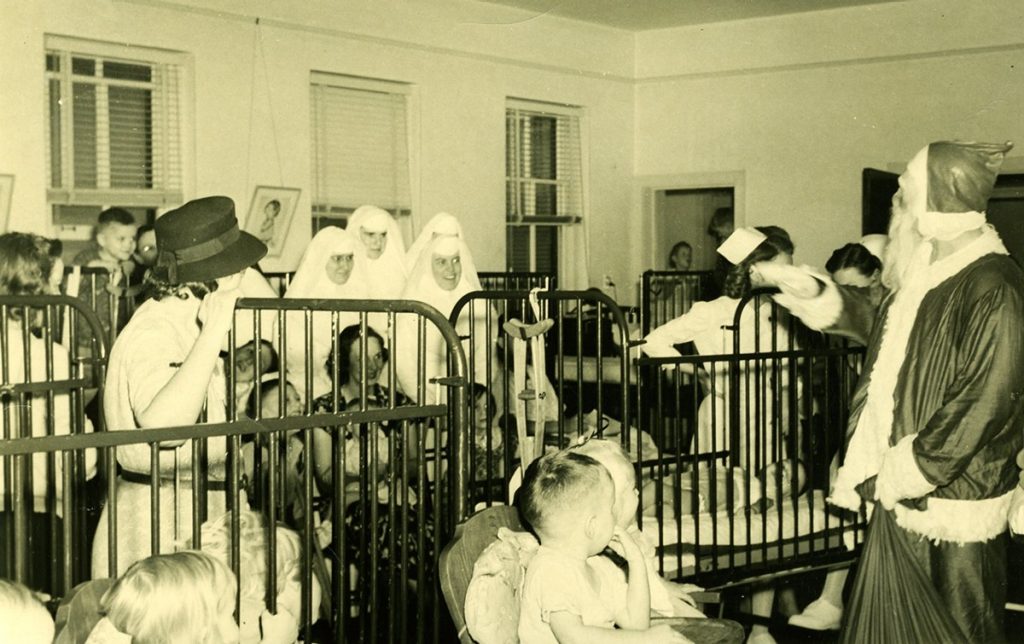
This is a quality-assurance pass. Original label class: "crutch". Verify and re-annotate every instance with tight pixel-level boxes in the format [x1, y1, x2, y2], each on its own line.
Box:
[501, 288, 553, 469]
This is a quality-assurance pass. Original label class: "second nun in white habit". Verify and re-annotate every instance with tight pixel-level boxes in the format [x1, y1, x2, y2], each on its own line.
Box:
[282, 227, 372, 401]
[405, 211, 464, 274]
[396, 235, 493, 403]
[348, 205, 407, 300]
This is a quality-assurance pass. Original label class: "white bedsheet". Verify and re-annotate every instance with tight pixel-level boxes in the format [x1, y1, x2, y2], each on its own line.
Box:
[642, 490, 850, 548]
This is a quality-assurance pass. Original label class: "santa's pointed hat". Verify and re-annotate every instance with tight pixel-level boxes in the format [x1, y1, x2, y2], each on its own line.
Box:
[904, 140, 1013, 240]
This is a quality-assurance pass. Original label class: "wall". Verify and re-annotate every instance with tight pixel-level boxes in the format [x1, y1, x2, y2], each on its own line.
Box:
[633, 0, 1024, 270]
[0, 0, 635, 287]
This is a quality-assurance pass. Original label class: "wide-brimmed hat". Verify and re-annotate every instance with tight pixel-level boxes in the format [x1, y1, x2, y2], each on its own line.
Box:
[155, 196, 267, 284]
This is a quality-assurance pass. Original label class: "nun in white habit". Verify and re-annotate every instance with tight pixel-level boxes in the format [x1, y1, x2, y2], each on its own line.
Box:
[281, 227, 372, 401]
[404, 211, 464, 274]
[395, 235, 494, 404]
[348, 205, 407, 299]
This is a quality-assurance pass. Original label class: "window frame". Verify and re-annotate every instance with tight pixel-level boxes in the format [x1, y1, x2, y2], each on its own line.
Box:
[44, 35, 186, 210]
[505, 98, 585, 275]
[309, 72, 417, 239]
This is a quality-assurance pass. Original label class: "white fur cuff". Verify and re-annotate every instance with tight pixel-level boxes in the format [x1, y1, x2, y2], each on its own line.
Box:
[772, 277, 842, 331]
[1009, 486, 1024, 535]
[895, 490, 1013, 544]
[876, 433, 936, 509]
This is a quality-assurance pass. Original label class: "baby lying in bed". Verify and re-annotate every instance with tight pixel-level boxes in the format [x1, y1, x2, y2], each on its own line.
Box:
[642, 459, 808, 517]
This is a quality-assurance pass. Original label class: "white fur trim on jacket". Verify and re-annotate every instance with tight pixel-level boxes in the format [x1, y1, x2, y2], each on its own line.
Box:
[894, 489, 1014, 544]
[830, 226, 1008, 523]
[771, 272, 842, 331]
[876, 433, 936, 510]
[1009, 486, 1024, 535]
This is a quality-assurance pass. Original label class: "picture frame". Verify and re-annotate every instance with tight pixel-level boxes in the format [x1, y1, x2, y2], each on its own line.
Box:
[243, 186, 301, 258]
[0, 174, 13, 233]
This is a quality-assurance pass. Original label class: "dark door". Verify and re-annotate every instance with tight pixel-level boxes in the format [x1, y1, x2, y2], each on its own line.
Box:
[988, 174, 1024, 263]
[862, 168, 899, 235]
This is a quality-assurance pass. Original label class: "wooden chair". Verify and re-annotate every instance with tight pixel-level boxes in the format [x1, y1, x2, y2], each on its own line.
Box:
[439, 505, 524, 644]
[53, 578, 114, 644]
[439, 504, 744, 644]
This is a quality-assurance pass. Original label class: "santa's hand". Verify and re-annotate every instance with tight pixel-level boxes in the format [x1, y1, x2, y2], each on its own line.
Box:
[1009, 486, 1024, 535]
[750, 262, 823, 299]
[875, 447, 903, 510]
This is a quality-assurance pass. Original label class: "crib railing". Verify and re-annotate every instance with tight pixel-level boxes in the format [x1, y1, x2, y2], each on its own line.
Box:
[229, 297, 471, 522]
[449, 288, 638, 517]
[477, 271, 556, 292]
[1, 294, 107, 593]
[635, 290, 867, 589]
[0, 406, 451, 643]
[640, 270, 714, 336]
[2, 295, 468, 643]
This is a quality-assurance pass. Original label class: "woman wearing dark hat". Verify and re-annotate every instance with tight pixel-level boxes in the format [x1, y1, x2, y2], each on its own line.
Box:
[91, 196, 267, 578]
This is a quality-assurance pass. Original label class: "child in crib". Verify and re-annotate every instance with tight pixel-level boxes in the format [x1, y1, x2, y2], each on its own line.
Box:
[84, 550, 293, 644]
[194, 509, 321, 644]
[517, 450, 691, 643]
[575, 439, 705, 619]
[243, 376, 304, 516]
[234, 339, 279, 413]
[0, 578, 54, 644]
[642, 459, 808, 517]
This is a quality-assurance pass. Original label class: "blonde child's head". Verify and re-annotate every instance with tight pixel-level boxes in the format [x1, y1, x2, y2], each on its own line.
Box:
[0, 579, 54, 644]
[196, 509, 306, 616]
[517, 450, 616, 555]
[101, 550, 238, 644]
[574, 439, 638, 529]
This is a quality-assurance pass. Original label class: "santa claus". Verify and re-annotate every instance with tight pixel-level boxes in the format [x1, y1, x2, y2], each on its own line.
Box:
[755, 140, 1024, 643]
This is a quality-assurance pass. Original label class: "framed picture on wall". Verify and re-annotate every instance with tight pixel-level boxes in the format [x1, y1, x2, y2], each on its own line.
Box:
[244, 186, 301, 258]
[0, 175, 13, 233]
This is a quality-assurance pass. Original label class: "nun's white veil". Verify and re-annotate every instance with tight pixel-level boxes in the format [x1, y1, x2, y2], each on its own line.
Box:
[395, 236, 492, 403]
[404, 212, 464, 275]
[348, 205, 407, 299]
[281, 227, 371, 400]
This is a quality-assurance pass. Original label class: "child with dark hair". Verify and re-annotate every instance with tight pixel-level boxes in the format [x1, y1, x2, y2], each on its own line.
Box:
[469, 382, 506, 494]
[234, 339, 279, 412]
[667, 241, 693, 271]
[71, 207, 139, 348]
[127, 223, 158, 306]
[517, 450, 687, 643]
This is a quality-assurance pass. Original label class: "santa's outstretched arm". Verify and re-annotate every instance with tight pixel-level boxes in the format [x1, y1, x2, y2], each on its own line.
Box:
[750, 262, 879, 344]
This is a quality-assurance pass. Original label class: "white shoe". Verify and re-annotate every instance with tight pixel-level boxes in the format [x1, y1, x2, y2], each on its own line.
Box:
[787, 598, 842, 631]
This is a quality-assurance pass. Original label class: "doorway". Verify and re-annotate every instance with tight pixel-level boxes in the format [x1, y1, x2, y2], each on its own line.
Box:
[654, 188, 734, 271]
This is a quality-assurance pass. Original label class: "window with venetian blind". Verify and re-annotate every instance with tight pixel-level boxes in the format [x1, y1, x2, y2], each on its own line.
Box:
[505, 99, 583, 275]
[44, 36, 184, 224]
[309, 73, 412, 232]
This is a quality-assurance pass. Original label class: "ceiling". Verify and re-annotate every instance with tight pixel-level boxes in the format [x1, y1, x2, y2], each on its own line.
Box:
[482, 0, 906, 31]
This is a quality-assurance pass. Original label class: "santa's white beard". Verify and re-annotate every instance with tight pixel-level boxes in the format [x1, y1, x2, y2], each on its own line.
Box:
[881, 207, 931, 291]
